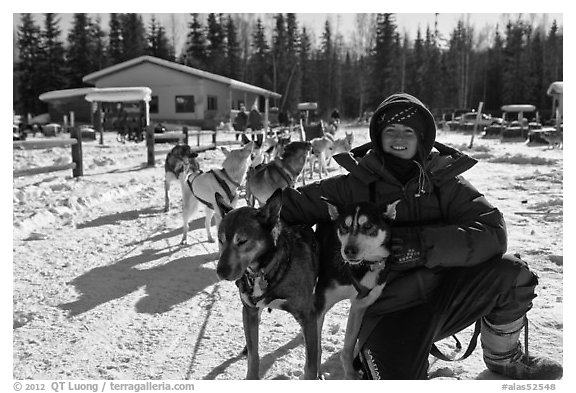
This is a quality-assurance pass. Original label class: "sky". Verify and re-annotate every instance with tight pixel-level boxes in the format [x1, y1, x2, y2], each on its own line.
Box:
[12, 12, 563, 56]
[14, 12, 563, 38]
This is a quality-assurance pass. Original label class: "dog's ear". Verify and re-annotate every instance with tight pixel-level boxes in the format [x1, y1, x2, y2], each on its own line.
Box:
[381, 199, 400, 221]
[321, 196, 341, 221]
[243, 141, 255, 153]
[259, 188, 283, 227]
[215, 192, 233, 217]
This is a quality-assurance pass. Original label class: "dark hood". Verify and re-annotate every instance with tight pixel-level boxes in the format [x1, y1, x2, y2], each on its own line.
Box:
[369, 93, 437, 160]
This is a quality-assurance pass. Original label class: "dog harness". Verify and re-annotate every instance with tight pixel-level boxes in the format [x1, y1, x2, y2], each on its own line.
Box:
[187, 168, 239, 210]
[271, 161, 296, 186]
[236, 237, 293, 308]
[345, 259, 391, 299]
[251, 160, 295, 187]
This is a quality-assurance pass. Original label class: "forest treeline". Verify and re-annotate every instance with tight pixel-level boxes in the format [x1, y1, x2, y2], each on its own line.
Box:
[14, 13, 563, 121]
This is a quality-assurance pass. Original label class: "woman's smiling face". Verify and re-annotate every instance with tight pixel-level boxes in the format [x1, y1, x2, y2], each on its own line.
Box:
[380, 124, 418, 159]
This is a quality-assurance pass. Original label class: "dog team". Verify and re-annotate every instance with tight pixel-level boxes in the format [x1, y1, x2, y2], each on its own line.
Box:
[161, 96, 562, 381]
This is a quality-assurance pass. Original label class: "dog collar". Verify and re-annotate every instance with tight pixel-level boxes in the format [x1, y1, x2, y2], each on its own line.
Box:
[237, 247, 291, 308]
[218, 168, 242, 189]
[345, 258, 391, 299]
[236, 268, 269, 308]
[272, 161, 295, 186]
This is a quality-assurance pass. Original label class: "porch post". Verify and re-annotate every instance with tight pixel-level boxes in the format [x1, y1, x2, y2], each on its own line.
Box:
[264, 96, 269, 131]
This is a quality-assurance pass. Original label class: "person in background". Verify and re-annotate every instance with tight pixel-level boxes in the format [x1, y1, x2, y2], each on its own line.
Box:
[248, 104, 263, 145]
[280, 92, 563, 380]
[233, 104, 248, 141]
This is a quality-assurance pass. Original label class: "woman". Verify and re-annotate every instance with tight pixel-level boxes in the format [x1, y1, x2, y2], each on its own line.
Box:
[280, 93, 562, 380]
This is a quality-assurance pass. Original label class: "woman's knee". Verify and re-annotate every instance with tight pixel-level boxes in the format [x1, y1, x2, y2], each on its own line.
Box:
[499, 253, 538, 287]
[480, 253, 536, 288]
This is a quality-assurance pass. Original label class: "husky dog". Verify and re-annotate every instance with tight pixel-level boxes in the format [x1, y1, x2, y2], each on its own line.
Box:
[164, 144, 200, 212]
[315, 199, 399, 379]
[245, 141, 312, 206]
[542, 130, 563, 149]
[308, 132, 354, 179]
[180, 142, 254, 244]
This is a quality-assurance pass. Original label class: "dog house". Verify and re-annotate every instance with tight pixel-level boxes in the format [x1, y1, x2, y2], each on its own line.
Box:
[40, 87, 152, 144]
[500, 104, 536, 140]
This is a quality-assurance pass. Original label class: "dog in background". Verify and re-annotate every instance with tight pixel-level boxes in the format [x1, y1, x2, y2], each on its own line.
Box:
[215, 189, 320, 379]
[245, 141, 312, 207]
[542, 130, 563, 149]
[308, 131, 354, 180]
[164, 144, 200, 212]
[180, 142, 254, 244]
[315, 198, 399, 379]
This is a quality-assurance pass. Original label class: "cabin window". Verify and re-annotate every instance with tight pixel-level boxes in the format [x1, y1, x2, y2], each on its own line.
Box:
[149, 96, 159, 113]
[175, 95, 195, 113]
[207, 95, 218, 111]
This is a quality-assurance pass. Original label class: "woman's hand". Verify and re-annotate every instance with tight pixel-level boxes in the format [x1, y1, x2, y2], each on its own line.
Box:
[388, 227, 426, 271]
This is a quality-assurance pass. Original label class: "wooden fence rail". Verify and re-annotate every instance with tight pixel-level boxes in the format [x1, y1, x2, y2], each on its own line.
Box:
[145, 126, 266, 167]
[13, 128, 83, 178]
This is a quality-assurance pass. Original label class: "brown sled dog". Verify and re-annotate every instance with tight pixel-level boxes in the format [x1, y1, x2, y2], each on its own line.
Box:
[215, 189, 320, 379]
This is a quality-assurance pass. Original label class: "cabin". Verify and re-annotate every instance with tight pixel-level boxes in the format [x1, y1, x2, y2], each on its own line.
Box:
[39, 56, 281, 131]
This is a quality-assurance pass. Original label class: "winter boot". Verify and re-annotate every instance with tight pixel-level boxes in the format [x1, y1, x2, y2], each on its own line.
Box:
[481, 316, 563, 380]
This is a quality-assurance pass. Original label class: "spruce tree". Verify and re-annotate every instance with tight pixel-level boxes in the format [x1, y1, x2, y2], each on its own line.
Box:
[341, 51, 358, 118]
[206, 13, 227, 76]
[422, 26, 442, 109]
[272, 14, 288, 102]
[502, 20, 530, 104]
[39, 13, 67, 96]
[299, 27, 314, 103]
[120, 13, 147, 61]
[108, 13, 123, 65]
[407, 28, 425, 98]
[15, 13, 43, 116]
[89, 16, 108, 70]
[66, 13, 94, 87]
[283, 13, 301, 113]
[225, 15, 241, 79]
[250, 18, 272, 90]
[147, 16, 175, 61]
[370, 14, 397, 108]
[544, 20, 562, 86]
[485, 26, 505, 111]
[182, 13, 208, 69]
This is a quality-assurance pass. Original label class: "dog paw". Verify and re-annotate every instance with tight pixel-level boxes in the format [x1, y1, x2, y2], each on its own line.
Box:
[207, 238, 215, 243]
[179, 239, 188, 246]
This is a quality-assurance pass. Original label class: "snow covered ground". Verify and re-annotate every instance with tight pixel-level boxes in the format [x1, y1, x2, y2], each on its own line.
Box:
[10, 126, 564, 385]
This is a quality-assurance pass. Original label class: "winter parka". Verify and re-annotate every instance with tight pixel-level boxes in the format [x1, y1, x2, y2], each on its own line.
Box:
[280, 93, 508, 318]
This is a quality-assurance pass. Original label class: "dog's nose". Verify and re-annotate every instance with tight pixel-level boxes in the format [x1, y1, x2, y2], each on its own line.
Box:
[344, 245, 358, 259]
[216, 264, 231, 280]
